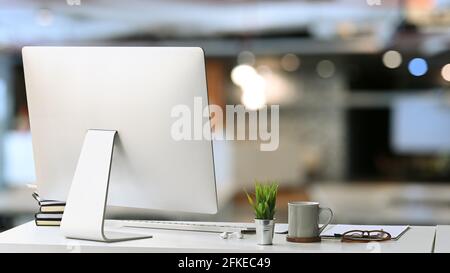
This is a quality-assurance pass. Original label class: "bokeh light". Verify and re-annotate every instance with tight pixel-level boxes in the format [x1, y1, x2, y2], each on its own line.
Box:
[231, 64, 267, 110]
[237, 51, 255, 65]
[441, 64, 450, 82]
[241, 87, 266, 111]
[316, 60, 335, 78]
[408, 58, 428, 77]
[231, 64, 257, 86]
[280, 53, 300, 72]
[382, 50, 402, 69]
[240, 74, 266, 110]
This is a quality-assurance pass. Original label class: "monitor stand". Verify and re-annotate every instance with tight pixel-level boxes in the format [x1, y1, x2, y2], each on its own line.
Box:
[60, 129, 152, 242]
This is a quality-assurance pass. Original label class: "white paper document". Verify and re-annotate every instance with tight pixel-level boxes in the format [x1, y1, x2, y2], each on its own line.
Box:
[320, 225, 410, 240]
[274, 223, 289, 234]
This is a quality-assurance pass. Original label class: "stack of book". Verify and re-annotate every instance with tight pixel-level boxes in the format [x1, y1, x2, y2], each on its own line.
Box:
[32, 192, 65, 226]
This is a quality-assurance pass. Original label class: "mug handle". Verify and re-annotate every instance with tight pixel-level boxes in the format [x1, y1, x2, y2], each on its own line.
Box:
[318, 207, 334, 234]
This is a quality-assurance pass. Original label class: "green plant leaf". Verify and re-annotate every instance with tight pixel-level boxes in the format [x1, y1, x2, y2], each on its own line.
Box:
[244, 189, 254, 208]
[244, 181, 278, 220]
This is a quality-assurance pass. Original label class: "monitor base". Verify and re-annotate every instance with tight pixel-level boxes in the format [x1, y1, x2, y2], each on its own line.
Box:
[60, 129, 152, 242]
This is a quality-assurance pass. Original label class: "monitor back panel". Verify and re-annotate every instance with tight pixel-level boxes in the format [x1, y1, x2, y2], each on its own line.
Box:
[23, 46, 217, 214]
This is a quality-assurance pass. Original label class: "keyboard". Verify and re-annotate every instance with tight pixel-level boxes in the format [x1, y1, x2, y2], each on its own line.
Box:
[120, 220, 256, 234]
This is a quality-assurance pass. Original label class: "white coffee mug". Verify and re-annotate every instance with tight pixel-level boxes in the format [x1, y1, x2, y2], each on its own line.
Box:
[287, 201, 333, 243]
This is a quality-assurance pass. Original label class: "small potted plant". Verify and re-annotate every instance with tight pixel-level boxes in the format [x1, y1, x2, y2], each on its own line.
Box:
[245, 182, 278, 245]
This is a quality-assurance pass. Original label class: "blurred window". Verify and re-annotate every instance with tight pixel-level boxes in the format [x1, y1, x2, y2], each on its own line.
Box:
[3, 131, 35, 186]
[392, 96, 450, 153]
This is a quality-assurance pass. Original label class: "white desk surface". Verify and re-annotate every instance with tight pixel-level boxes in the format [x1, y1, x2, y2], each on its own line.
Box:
[0, 221, 436, 253]
[434, 225, 450, 253]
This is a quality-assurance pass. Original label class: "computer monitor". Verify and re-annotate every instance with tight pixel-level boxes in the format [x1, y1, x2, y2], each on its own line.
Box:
[23, 46, 218, 241]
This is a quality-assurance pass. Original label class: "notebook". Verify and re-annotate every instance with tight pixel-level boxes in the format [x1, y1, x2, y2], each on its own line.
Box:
[320, 225, 410, 240]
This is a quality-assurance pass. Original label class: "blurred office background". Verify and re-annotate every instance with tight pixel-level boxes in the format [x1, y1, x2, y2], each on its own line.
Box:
[1, 0, 450, 231]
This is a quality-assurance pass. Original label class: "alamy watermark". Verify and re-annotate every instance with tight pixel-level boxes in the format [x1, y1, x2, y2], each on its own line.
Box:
[366, 0, 382, 6]
[66, 0, 81, 6]
[171, 97, 279, 151]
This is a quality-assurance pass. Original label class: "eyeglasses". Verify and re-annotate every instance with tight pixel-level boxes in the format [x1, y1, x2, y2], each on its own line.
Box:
[341, 230, 392, 243]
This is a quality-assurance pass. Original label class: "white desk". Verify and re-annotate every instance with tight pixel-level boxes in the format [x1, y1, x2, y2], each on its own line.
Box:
[434, 225, 450, 253]
[0, 221, 436, 253]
